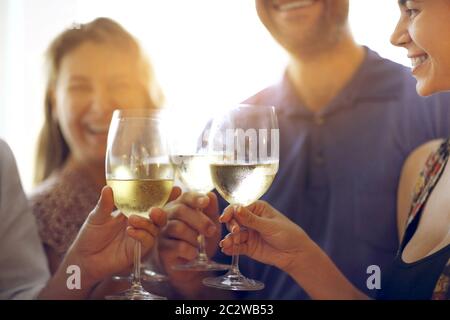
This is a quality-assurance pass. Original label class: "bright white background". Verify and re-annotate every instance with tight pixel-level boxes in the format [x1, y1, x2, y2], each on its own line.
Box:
[0, 0, 408, 191]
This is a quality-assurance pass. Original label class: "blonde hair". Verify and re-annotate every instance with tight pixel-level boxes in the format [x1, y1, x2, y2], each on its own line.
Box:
[34, 17, 164, 185]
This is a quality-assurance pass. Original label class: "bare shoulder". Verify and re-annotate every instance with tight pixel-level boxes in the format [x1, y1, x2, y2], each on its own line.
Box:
[402, 139, 444, 177]
[397, 139, 445, 240]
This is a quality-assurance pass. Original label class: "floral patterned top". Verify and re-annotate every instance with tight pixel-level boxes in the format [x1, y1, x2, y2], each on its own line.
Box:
[403, 138, 450, 299]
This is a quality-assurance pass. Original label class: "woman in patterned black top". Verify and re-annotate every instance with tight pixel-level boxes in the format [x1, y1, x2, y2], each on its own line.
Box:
[217, 0, 449, 299]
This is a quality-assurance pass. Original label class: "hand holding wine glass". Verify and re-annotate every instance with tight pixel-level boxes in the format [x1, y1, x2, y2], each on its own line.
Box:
[38, 186, 168, 300]
[157, 191, 225, 298]
[218, 201, 311, 272]
[168, 112, 229, 272]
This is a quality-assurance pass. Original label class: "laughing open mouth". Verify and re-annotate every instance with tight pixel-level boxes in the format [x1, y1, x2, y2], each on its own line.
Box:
[410, 54, 429, 68]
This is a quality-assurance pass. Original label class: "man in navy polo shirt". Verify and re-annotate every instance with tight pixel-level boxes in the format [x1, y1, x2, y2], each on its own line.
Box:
[157, 0, 450, 299]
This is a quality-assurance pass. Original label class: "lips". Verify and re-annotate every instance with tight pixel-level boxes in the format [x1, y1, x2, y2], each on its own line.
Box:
[273, 0, 317, 11]
[85, 123, 109, 135]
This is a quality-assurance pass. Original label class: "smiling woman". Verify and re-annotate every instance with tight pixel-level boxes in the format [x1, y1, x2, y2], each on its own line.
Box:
[390, 0, 450, 96]
[29, 17, 164, 277]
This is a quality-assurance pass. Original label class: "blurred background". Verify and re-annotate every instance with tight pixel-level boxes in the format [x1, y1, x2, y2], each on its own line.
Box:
[0, 0, 408, 191]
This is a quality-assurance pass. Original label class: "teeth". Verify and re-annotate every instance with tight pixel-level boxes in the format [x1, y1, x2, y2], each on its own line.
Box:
[275, 0, 316, 11]
[411, 55, 428, 67]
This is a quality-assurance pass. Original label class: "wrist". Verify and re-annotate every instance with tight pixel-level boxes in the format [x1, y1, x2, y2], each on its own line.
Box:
[282, 237, 323, 278]
[38, 254, 99, 300]
[61, 251, 99, 290]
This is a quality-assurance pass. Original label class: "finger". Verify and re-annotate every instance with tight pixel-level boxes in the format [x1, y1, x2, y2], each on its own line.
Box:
[219, 231, 249, 249]
[221, 242, 249, 256]
[148, 207, 167, 228]
[234, 205, 271, 233]
[127, 227, 155, 249]
[229, 219, 241, 233]
[88, 186, 116, 225]
[168, 186, 182, 202]
[159, 238, 198, 261]
[219, 205, 235, 223]
[163, 220, 198, 247]
[176, 191, 211, 210]
[111, 209, 122, 218]
[128, 215, 161, 237]
[224, 219, 240, 233]
[168, 203, 217, 237]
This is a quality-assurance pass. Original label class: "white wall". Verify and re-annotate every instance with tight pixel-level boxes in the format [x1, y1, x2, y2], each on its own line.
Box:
[0, 0, 408, 191]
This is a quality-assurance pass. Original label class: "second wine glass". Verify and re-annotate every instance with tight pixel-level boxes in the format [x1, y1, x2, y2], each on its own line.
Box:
[169, 112, 229, 272]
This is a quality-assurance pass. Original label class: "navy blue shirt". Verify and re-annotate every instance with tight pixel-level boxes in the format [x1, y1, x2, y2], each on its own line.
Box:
[214, 48, 450, 299]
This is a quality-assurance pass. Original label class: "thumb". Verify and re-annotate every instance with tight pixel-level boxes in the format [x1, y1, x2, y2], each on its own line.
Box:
[234, 205, 271, 234]
[88, 186, 115, 225]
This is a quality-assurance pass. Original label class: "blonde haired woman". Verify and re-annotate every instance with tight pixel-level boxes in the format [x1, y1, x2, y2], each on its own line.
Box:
[31, 17, 165, 274]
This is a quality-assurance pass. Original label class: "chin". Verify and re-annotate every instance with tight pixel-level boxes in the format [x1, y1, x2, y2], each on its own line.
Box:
[87, 152, 106, 167]
[416, 80, 438, 97]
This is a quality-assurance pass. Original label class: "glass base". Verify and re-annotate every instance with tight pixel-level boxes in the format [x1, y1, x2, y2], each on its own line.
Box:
[202, 270, 264, 291]
[105, 285, 167, 300]
[172, 259, 230, 272]
[112, 268, 168, 283]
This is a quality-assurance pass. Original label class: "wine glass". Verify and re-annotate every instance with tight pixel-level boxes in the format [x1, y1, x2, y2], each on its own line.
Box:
[168, 111, 230, 271]
[105, 108, 174, 300]
[202, 104, 279, 291]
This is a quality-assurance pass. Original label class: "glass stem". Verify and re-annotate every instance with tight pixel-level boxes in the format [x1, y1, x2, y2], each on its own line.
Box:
[229, 231, 240, 275]
[132, 240, 142, 288]
[197, 234, 208, 262]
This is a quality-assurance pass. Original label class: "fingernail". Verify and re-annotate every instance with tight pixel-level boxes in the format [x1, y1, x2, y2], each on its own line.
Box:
[207, 225, 216, 236]
[219, 240, 223, 248]
[198, 197, 208, 206]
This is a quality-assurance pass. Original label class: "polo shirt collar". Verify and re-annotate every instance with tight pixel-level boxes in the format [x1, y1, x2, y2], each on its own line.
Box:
[275, 47, 398, 118]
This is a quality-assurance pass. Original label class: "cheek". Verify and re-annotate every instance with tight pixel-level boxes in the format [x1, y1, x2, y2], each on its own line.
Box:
[409, 15, 436, 55]
[55, 94, 88, 145]
[113, 89, 148, 109]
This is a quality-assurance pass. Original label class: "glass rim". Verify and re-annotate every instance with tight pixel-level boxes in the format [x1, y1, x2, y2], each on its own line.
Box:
[233, 104, 276, 110]
[112, 108, 163, 120]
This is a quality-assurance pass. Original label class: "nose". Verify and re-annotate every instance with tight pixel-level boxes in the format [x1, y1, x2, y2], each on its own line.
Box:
[91, 88, 115, 114]
[390, 17, 411, 48]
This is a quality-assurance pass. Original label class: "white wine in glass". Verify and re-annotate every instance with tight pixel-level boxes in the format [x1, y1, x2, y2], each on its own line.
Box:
[203, 104, 279, 291]
[210, 163, 278, 206]
[105, 108, 174, 300]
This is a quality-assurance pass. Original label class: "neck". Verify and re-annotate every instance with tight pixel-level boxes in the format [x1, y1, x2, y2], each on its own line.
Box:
[287, 33, 365, 113]
[65, 156, 105, 190]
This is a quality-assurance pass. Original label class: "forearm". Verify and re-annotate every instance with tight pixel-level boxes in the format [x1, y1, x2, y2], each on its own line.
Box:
[284, 242, 369, 300]
[38, 255, 97, 300]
